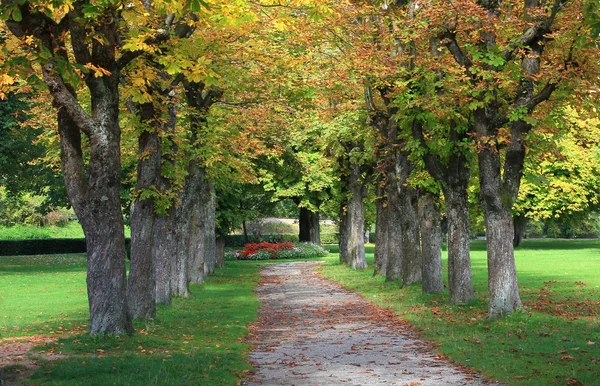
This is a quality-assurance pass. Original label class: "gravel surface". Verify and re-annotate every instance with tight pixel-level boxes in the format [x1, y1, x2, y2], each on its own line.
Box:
[244, 261, 501, 386]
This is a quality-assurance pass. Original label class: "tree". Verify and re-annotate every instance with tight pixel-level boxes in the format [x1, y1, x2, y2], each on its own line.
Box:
[0, 0, 147, 334]
[416, 0, 599, 316]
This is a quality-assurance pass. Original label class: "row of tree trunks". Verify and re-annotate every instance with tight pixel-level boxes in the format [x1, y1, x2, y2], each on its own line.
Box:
[338, 163, 368, 269]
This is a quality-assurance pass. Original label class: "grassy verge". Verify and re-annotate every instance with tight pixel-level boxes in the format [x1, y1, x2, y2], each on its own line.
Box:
[0, 222, 131, 240]
[0, 255, 267, 385]
[320, 240, 599, 386]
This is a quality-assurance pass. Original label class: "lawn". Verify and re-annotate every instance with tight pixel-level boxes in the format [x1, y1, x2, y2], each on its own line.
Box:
[0, 255, 267, 385]
[1, 240, 598, 385]
[320, 239, 600, 386]
[0, 222, 131, 240]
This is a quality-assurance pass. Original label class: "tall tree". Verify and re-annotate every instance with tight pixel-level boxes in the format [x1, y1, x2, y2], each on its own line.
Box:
[0, 0, 148, 334]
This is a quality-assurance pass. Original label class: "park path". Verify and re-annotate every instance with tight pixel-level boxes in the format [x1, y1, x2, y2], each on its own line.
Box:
[244, 262, 500, 386]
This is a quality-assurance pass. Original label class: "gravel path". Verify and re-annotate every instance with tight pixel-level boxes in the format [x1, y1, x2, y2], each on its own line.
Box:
[244, 261, 500, 386]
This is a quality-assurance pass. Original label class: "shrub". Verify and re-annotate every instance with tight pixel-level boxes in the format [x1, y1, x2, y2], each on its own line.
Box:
[44, 208, 70, 226]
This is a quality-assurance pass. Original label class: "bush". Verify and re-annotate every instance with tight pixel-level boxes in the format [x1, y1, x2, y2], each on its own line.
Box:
[44, 208, 70, 227]
[223, 234, 298, 248]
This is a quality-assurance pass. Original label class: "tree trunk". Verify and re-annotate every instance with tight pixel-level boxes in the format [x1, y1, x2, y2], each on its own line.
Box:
[513, 214, 527, 247]
[339, 163, 367, 269]
[414, 120, 475, 304]
[67, 99, 132, 335]
[385, 173, 403, 282]
[309, 210, 321, 245]
[127, 104, 161, 320]
[216, 237, 225, 269]
[299, 207, 311, 242]
[443, 166, 475, 304]
[373, 183, 389, 277]
[55, 82, 132, 336]
[338, 199, 348, 264]
[154, 212, 175, 305]
[479, 145, 523, 318]
[418, 192, 444, 294]
[400, 187, 421, 286]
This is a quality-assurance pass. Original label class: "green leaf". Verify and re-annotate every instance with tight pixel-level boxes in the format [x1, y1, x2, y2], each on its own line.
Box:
[12, 7, 22, 22]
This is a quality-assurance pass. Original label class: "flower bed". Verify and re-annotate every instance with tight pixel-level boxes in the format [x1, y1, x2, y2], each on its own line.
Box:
[225, 242, 329, 261]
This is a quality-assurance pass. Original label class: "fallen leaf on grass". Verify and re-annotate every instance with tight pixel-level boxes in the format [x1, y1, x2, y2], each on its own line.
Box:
[561, 355, 575, 361]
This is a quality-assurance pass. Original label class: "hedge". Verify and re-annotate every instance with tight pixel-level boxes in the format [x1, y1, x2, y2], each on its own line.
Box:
[0, 238, 131, 257]
[223, 234, 298, 248]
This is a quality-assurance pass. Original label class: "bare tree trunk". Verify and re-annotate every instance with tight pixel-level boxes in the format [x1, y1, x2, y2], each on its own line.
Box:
[413, 122, 475, 304]
[478, 130, 523, 317]
[216, 237, 225, 269]
[418, 192, 444, 294]
[154, 213, 175, 305]
[338, 201, 349, 264]
[385, 175, 403, 282]
[127, 103, 160, 320]
[339, 164, 367, 269]
[309, 211, 321, 245]
[373, 183, 389, 277]
[400, 188, 421, 285]
[443, 168, 475, 304]
[202, 177, 217, 276]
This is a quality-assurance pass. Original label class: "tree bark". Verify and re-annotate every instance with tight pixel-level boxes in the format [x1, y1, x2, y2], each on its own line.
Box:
[373, 182, 389, 276]
[443, 165, 475, 304]
[339, 163, 367, 269]
[385, 179, 403, 282]
[154, 212, 175, 305]
[413, 122, 475, 304]
[309, 210, 321, 245]
[400, 187, 421, 286]
[477, 124, 523, 318]
[216, 237, 225, 269]
[418, 192, 444, 294]
[127, 103, 161, 320]
[513, 214, 527, 247]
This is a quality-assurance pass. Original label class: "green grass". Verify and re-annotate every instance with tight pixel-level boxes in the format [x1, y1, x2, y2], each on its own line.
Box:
[0, 255, 268, 385]
[2, 241, 598, 385]
[320, 239, 600, 386]
[0, 221, 131, 240]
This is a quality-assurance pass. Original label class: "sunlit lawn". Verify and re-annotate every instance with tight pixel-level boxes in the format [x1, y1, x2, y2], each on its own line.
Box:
[321, 239, 600, 386]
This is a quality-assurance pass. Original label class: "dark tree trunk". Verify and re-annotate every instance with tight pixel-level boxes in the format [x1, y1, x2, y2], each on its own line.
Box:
[299, 207, 311, 242]
[127, 103, 161, 320]
[242, 220, 249, 244]
[513, 214, 527, 247]
[309, 211, 321, 245]
[418, 192, 444, 294]
[373, 182, 389, 276]
[400, 187, 421, 286]
[216, 237, 225, 269]
[339, 164, 367, 269]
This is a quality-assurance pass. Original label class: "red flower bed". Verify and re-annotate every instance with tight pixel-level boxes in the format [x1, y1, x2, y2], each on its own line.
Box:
[243, 241, 294, 258]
